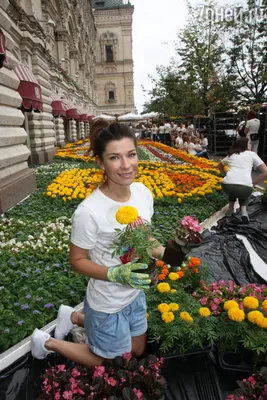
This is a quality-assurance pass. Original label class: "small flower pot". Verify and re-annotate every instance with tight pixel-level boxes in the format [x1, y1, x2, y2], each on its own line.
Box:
[138, 258, 158, 287]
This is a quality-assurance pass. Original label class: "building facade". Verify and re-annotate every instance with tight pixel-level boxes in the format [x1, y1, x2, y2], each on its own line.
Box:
[0, 0, 97, 213]
[93, 0, 135, 115]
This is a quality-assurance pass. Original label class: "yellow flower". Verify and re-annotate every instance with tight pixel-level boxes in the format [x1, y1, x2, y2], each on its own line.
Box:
[228, 308, 245, 322]
[157, 283, 171, 293]
[115, 206, 139, 224]
[168, 272, 179, 281]
[247, 310, 264, 324]
[146, 313, 149, 319]
[158, 303, 170, 313]
[224, 300, 239, 311]
[262, 300, 267, 310]
[169, 303, 179, 312]
[170, 289, 177, 293]
[180, 311, 193, 323]
[161, 311, 175, 323]
[243, 296, 259, 310]
[199, 307, 211, 317]
[256, 317, 267, 328]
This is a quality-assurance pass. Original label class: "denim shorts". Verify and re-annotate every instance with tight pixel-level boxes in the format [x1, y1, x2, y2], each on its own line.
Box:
[84, 291, 147, 359]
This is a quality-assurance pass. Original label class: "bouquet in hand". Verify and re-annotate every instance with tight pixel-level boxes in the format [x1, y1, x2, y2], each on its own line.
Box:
[112, 206, 159, 286]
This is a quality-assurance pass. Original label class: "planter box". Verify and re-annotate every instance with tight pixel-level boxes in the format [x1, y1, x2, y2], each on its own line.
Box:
[149, 340, 212, 360]
[218, 347, 253, 373]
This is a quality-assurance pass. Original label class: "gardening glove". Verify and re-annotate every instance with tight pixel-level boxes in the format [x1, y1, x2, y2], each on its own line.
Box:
[162, 244, 187, 267]
[107, 262, 151, 290]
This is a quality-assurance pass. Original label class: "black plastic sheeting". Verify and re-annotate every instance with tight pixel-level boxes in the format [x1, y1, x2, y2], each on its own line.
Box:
[1, 195, 267, 400]
[188, 195, 267, 286]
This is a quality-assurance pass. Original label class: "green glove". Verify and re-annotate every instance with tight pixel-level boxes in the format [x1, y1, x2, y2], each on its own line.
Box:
[107, 262, 151, 290]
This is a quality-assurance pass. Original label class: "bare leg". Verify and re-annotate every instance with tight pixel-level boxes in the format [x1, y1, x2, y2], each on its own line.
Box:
[131, 332, 146, 357]
[45, 338, 103, 367]
[226, 201, 235, 215]
[71, 311, 85, 328]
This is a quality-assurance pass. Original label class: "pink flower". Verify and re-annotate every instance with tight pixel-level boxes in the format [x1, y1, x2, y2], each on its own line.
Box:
[200, 297, 208, 306]
[54, 391, 61, 400]
[62, 391, 73, 399]
[57, 364, 66, 373]
[105, 377, 117, 386]
[53, 382, 59, 388]
[247, 376, 256, 386]
[93, 365, 105, 379]
[139, 365, 144, 372]
[122, 352, 132, 361]
[71, 368, 80, 378]
[43, 378, 48, 386]
[133, 388, 143, 399]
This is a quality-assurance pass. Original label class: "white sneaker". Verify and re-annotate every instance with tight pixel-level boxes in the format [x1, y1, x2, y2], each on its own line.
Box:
[31, 328, 53, 359]
[54, 304, 75, 340]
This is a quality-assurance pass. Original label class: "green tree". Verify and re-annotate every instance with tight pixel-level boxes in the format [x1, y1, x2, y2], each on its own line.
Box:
[223, 0, 267, 104]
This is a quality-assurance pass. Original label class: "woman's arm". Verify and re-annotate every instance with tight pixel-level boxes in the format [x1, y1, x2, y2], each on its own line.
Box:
[252, 163, 267, 186]
[218, 161, 227, 177]
[70, 243, 109, 280]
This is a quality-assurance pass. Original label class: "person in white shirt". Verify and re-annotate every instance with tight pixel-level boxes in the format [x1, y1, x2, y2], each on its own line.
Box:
[218, 137, 267, 223]
[200, 133, 208, 150]
[164, 120, 171, 146]
[31, 119, 185, 366]
[175, 131, 183, 148]
[244, 110, 260, 153]
[158, 122, 165, 144]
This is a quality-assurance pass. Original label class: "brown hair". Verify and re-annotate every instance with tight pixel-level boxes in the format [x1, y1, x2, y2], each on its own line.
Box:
[247, 110, 257, 120]
[228, 137, 249, 157]
[182, 134, 189, 143]
[89, 119, 137, 160]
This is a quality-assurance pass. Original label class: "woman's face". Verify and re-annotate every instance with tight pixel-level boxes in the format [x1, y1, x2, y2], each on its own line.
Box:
[98, 138, 138, 186]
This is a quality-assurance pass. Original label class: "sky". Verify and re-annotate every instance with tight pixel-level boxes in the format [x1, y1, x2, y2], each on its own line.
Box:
[131, 0, 190, 113]
[131, 0, 247, 113]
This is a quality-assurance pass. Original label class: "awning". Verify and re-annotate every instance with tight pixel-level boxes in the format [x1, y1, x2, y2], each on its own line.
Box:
[65, 102, 80, 120]
[50, 93, 69, 117]
[79, 109, 88, 122]
[0, 29, 6, 69]
[14, 64, 43, 112]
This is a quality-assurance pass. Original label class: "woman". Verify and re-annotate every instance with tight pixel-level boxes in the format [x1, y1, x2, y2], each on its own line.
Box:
[151, 123, 158, 141]
[158, 122, 165, 144]
[31, 120, 184, 366]
[218, 137, 267, 223]
[244, 110, 260, 153]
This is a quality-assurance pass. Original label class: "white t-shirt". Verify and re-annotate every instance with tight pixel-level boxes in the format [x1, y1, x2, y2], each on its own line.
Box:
[246, 118, 260, 138]
[71, 182, 154, 313]
[164, 123, 171, 133]
[222, 151, 263, 186]
[175, 136, 183, 148]
[188, 142, 196, 155]
[158, 126, 165, 134]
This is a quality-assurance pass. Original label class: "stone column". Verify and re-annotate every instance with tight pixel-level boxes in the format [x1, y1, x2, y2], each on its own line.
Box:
[0, 3, 36, 213]
[28, 48, 56, 164]
[85, 122, 90, 137]
[69, 119, 77, 142]
[54, 117, 65, 147]
[78, 121, 85, 139]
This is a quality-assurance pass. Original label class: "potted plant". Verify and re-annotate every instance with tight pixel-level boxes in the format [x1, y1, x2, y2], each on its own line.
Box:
[164, 216, 203, 266]
[38, 353, 166, 399]
[226, 367, 267, 399]
[112, 206, 160, 286]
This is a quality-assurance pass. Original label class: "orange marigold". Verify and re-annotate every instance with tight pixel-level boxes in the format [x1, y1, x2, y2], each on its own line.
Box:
[158, 274, 166, 281]
[177, 271, 184, 278]
[156, 260, 165, 268]
[192, 268, 199, 274]
[188, 257, 201, 268]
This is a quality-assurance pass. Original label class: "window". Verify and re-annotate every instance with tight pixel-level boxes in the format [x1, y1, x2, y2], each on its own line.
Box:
[108, 91, 115, 101]
[105, 45, 113, 62]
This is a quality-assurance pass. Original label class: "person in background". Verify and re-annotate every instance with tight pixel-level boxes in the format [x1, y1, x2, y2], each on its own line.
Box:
[158, 122, 165, 144]
[151, 123, 158, 141]
[200, 133, 208, 150]
[164, 120, 171, 146]
[218, 137, 267, 223]
[175, 131, 183, 149]
[244, 110, 260, 153]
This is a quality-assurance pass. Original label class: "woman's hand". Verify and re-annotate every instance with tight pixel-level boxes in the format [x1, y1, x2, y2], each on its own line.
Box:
[107, 262, 151, 290]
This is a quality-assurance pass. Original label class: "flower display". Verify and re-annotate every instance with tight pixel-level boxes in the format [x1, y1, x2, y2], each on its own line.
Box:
[227, 367, 267, 400]
[158, 303, 170, 313]
[169, 303, 179, 311]
[224, 300, 239, 311]
[247, 310, 264, 324]
[115, 206, 139, 225]
[38, 353, 166, 399]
